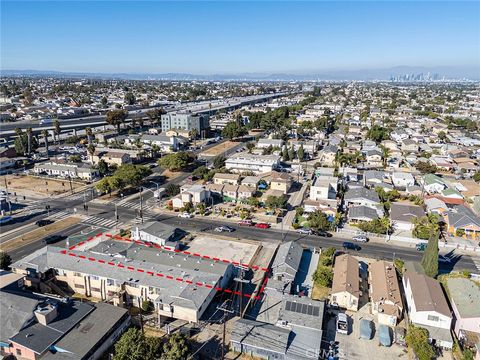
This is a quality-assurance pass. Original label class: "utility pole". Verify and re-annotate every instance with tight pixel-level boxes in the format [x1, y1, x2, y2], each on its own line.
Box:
[217, 300, 234, 360]
[139, 187, 144, 224]
[234, 266, 249, 318]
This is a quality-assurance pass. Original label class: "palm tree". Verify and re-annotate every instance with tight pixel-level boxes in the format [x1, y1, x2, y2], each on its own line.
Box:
[26, 127, 33, 155]
[53, 119, 61, 144]
[379, 145, 391, 169]
[87, 144, 96, 163]
[42, 129, 49, 157]
[189, 128, 199, 147]
[151, 144, 160, 159]
[85, 127, 93, 145]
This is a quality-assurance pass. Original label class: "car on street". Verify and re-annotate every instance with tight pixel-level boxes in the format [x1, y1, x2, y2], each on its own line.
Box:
[178, 212, 193, 219]
[336, 313, 348, 335]
[352, 235, 368, 242]
[238, 220, 254, 226]
[315, 230, 332, 237]
[214, 225, 235, 232]
[43, 234, 66, 244]
[438, 255, 451, 263]
[342, 242, 361, 251]
[36, 219, 54, 227]
[255, 223, 270, 229]
[416, 243, 427, 251]
[297, 228, 313, 235]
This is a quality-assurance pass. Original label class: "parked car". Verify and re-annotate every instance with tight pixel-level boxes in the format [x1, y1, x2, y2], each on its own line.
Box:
[359, 319, 374, 340]
[352, 235, 368, 242]
[297, 228, 313, 235]
[336, 313, 348, 335]
[438, 255, 451, 263]
[315, 230, 332, 237]
[214, 225, 235, 232]
[43, 234, 66, 244]
[238, 220, 254, 226]
[342, 242, 361, 251]
[36, 219, 54, 227]
[255, 223, 270, 229]
[178, 212, 193, 219]
[416, 243, 427, 251]
[378, 325, 393, 347]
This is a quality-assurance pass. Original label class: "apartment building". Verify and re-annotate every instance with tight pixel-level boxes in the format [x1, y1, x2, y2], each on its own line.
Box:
[225, 152, 280, 174]
[12, 243, 234, 324]
[160, 112, 209, 135]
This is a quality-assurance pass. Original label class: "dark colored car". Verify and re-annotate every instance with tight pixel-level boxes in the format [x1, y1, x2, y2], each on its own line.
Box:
[36, 219, 54, 227]
[43, 234, 66, 244]
[342, 242, 361, 251]
[316, 230, 332, 237]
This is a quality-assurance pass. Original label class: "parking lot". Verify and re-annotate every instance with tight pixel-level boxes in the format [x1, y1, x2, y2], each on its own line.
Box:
[323, 305, 408, 360]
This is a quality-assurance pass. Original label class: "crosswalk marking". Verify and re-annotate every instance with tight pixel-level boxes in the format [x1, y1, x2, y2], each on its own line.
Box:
[49, 210, 71, 220]
[472, 257, 480, 272]
[81, 216, 125, 229]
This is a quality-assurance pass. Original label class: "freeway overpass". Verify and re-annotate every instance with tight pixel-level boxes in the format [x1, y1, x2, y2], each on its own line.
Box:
[0, 92, 288, 139]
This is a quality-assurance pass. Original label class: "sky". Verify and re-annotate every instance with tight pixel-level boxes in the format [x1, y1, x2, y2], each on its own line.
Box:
[1, 1, 479, 74]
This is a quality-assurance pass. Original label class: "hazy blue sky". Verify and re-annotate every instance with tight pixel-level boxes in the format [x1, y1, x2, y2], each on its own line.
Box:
[1, 1, 479, 73]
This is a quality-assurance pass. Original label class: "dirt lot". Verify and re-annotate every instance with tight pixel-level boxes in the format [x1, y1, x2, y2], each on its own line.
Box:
[0, 216, 81, 252]
[1, 174, 84, 197]
[199, 140, 238, 157]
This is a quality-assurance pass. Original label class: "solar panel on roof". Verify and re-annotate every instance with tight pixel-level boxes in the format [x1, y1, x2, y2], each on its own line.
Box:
[285, 301, 292, 311]
[301, 303, 308, 314]
[307, 305, 313, 315]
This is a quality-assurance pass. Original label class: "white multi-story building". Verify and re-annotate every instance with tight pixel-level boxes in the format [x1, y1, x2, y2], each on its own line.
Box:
[225, 152, 280, 174]
[403, 267, 453, 349]
[309, 176, 337, 201]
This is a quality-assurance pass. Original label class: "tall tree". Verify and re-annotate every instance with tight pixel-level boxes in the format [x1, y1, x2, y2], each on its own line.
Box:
[15, 128, 25, 154]
[87, 144, 96, 163]
[189, 128, 199, 147]
[282, 145, 289, 161]
[288, 145, 296, 161]
[41, 129, 49, 157]
[222, 121, 246, 141]
[26, 127, 33, 155]
[124, 91, 136, 105]
[106, 109, 128, 132]
[379, 145, 390, 168]
[297, 144, 305, 162]
[85, 127, 93, 145]
[421, 232, 439, 278]
[161, 333, 190, 360]
[53, 119, 61, 143]
[146, 108, 165, 126]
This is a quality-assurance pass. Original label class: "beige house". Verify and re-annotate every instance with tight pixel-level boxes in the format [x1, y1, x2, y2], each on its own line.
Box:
[269, 171, 292, 194]
[213, 173, 241, 185]
[369, 260, 403, 326]
[330, 254, 361, 311]
[172, 184, 211, 209]
[92, 150, 131, 167]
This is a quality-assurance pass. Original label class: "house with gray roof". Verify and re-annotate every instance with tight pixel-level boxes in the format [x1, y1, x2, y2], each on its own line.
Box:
[445, 205, 480, 239]
[348, 205, 380, 222]
[344, 187, 380, 208]
[446, 277, 480, 344]
[390, 203, 426, 231]
[0, 271, 129, 360]
[268, 242, 303, 294]
[132, 221, 180, 249]
[231, 295, 325, 360]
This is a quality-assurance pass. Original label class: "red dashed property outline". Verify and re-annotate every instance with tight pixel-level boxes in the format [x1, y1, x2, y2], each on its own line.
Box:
[62, 232, 271, 300]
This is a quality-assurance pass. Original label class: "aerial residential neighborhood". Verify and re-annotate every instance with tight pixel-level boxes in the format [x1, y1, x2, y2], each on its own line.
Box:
[1, 1, 480, 360]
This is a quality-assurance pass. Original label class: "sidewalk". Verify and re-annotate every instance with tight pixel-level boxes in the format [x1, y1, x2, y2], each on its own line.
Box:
[336, 227, 480, 256]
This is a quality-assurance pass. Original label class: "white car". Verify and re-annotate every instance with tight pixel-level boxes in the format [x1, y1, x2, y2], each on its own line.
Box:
[178, 212, 193, 219]
[336, 313, 348, 335]
[352, 235, 368, 243]
[297, 228, 313, 235]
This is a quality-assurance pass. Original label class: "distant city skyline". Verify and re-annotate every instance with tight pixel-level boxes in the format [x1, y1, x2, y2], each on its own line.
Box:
[1, 1, 479, 75]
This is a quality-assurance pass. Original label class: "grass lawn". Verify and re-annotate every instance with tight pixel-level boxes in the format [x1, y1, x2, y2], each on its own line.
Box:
[312, 285, 330, 300]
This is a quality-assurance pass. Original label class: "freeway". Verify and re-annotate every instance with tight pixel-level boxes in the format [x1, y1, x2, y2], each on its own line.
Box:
[0, 93, 286, 136]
